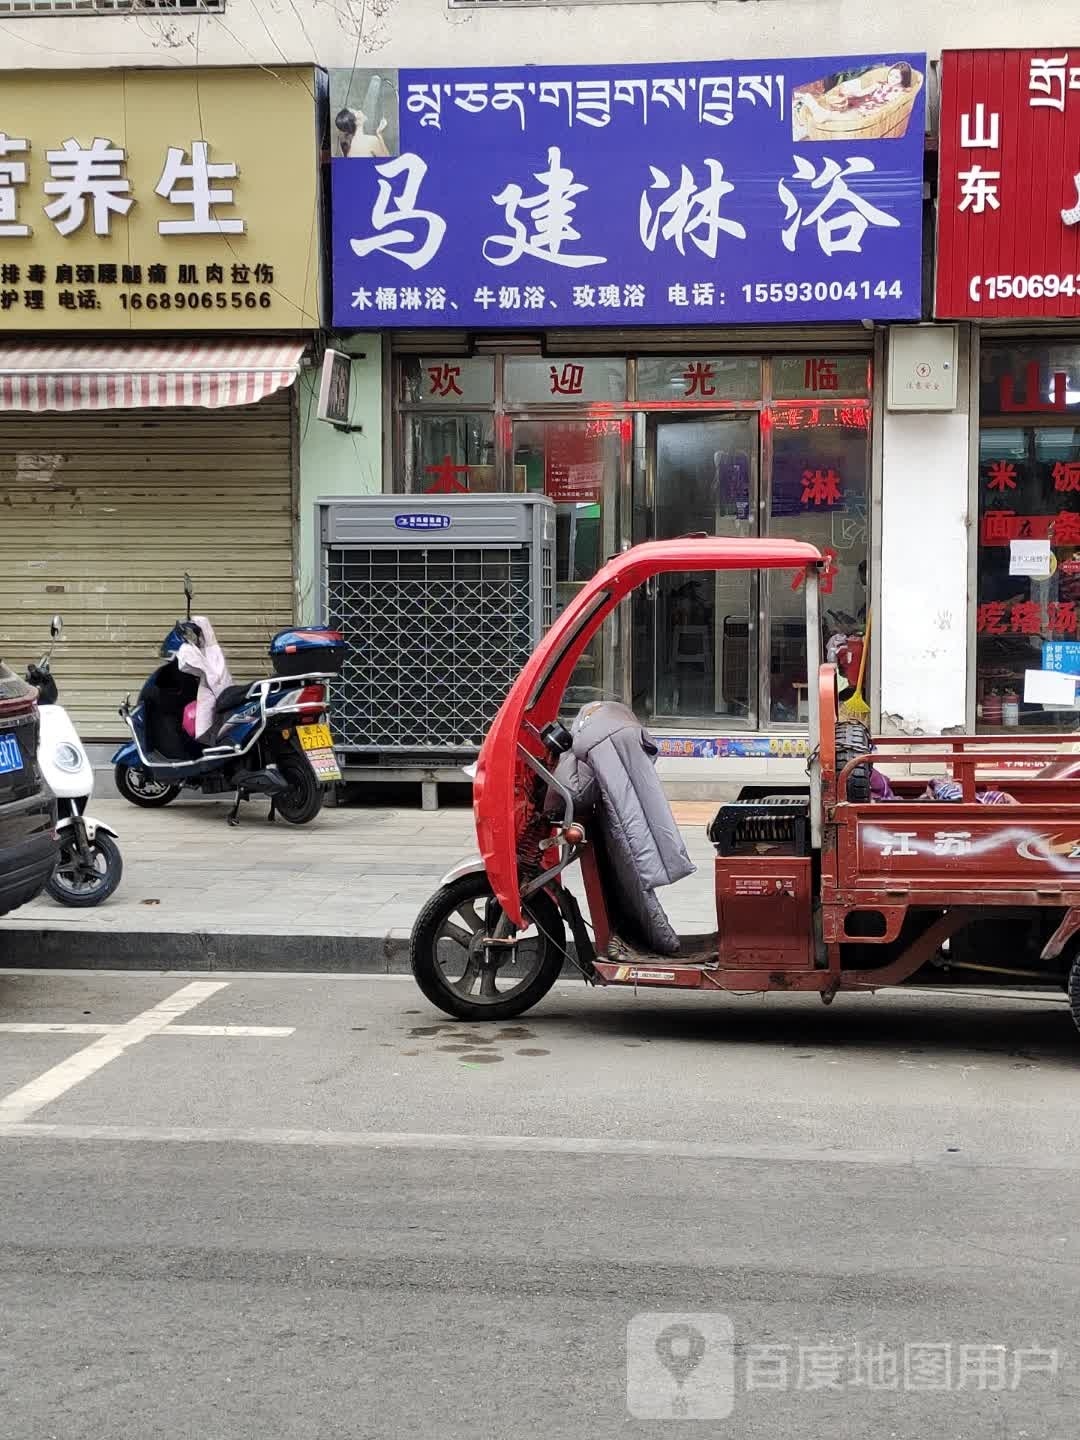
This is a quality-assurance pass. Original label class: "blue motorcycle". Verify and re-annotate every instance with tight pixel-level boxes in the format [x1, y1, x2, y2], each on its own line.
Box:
[112, 585, 345, 826]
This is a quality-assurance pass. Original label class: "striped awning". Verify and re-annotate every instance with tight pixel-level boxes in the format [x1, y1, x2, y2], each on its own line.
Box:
[0, 339, 307, 412]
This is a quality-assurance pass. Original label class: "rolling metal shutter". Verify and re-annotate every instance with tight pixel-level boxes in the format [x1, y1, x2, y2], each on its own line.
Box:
[0, 390, 296, 739]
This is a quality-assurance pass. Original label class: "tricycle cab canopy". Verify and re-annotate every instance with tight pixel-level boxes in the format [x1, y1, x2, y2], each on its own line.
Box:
[474, 537, 825, 924]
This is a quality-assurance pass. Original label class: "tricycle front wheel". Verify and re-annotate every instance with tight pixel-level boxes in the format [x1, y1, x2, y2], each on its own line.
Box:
[410, 871, 565, 1021]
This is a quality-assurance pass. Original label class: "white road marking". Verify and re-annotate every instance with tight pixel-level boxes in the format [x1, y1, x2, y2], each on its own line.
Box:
[161, 1024, 296, 1037]
[0, 1122, 1069, 1173]
[0, 1023, 112, 1035]
[0, 981, 229, 1124]
[0, 1022, 294, 1037]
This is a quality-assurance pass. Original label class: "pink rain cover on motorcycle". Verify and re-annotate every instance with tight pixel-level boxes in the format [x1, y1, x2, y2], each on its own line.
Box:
[176, 616, 234, 740]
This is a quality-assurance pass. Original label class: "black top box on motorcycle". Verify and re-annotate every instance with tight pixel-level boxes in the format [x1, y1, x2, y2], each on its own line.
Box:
[269, 628, 345, 677]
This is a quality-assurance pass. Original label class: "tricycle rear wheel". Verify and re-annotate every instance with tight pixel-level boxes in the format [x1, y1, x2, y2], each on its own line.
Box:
[410, 871, 565, 1021]
[1068, 952, 1080, 1036]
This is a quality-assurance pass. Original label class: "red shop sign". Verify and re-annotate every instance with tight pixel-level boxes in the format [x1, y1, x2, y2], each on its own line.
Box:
[937, 49, 1080, 318]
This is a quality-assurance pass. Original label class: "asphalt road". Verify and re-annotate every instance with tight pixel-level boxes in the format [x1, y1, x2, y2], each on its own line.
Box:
[0, 971, 1077, 1439]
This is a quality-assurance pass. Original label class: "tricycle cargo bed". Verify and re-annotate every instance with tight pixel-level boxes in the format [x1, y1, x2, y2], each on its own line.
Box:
[836, 800, 1080, 901]
[827, 729, 1080, 904]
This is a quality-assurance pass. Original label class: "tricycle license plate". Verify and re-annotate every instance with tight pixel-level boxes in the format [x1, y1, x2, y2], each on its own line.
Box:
[0, 734, 23, 775]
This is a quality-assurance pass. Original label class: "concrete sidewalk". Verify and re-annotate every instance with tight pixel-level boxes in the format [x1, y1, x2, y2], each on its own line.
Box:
[0, 794, 720, 971]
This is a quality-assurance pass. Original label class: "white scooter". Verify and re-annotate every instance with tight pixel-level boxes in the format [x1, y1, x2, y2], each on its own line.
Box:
[28, 616, 123, 906]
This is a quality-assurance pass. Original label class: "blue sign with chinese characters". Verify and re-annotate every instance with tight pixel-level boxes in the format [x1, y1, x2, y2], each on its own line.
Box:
[330, 54, 926, 329]
[1042, 641, 1080, 675]
[394, 513, 452, 530]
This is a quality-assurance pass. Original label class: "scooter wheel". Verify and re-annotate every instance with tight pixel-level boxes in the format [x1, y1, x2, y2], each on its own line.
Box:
[274, 752, 324, 825]
[46, 833, 123, 908]
[114, 764, 181, 808]
[410, 871, 565, 1022]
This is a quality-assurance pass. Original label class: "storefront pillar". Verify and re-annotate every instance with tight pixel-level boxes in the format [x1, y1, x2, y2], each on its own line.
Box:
[878, 325, 974, 735]
[296, 337, 383, 624]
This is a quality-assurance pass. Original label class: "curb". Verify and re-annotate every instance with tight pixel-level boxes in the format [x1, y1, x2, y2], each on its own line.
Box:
[0, 929, 414, 973]
[0, 928, 586, 976]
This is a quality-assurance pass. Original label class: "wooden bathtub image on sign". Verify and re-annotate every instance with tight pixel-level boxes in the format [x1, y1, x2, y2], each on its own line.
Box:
[792, 62, 924, 142]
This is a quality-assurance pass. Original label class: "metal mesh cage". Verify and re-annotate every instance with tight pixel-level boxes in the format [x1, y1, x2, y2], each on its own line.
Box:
[0, 0, 224, 12]
[326, 545, 536, 751]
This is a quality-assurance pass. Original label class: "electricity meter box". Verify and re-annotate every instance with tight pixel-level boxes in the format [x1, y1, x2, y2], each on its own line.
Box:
[318, 495, 556, 762]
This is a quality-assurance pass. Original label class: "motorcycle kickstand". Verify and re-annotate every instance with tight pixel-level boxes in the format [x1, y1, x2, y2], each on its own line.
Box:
[267, 798, 277, 824]
[227, 790, 247, 827]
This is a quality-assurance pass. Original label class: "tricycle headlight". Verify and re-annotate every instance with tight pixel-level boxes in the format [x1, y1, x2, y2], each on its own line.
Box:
[54, 741, 83, 773]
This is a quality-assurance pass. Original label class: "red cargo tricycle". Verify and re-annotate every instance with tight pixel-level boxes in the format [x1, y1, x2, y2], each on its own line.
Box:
[410, 538, 1080, 1032]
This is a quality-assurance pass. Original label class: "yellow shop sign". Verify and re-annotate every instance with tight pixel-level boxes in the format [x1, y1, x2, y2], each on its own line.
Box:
[0, 66, 321, 331]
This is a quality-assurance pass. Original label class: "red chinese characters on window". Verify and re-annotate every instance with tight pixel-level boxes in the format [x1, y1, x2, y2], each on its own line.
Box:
[1010, 601, 1043, 634]
[976, 600, 1080, 634]
[800, 467, 843, 506]
[682, 361, 716, 397]
[426, 362, 462, 398]
[1055, 511, 1080, 544]
[976, 602, 1008, 635]
[1053, 461, 1080, 493]
[790, 546, 837, 595]
[424, 454, 469, 493]
[804, 358, 839, 392]
[985, 460, 1017, 491]
[979, 512, 1055, 545]
[982, 510, 1020, 544]
[1000, 364, 1067, 414]
[549, 363, 584, 396]
[1048, 601, 1079, 634]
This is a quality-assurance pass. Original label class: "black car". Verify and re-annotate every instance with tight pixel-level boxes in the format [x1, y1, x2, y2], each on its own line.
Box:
[0, 656, 57, 917]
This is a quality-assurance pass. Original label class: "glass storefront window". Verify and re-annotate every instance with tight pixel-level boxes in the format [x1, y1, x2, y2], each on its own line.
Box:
[635, 357, 761, 404]
[767, 406, 870, 723]
[773, 354, 870, 399]
[402, 413, 496, 493]
[512, 417, 622, 705]
[392, 348, 874, 731]
[504, 356, 626, 404]
[977, 425, 1080, 732]
[639, 414, 757, 722]
[400, 357, 494, 405]
[976, 342, 1080, 731]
